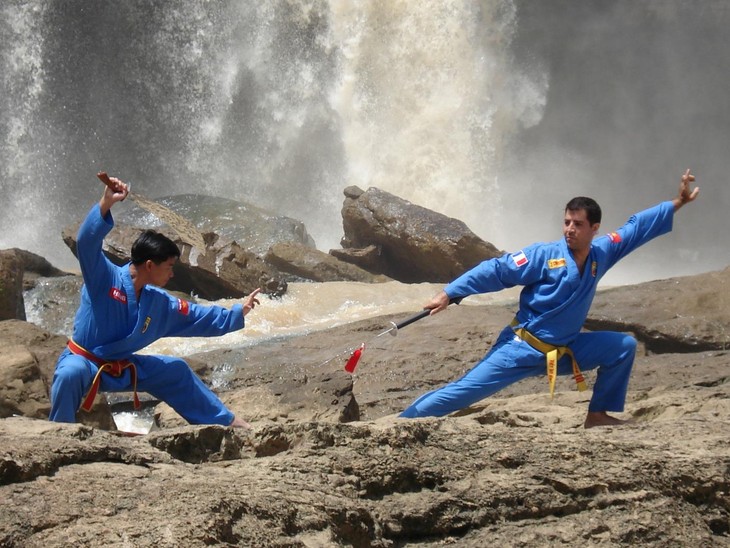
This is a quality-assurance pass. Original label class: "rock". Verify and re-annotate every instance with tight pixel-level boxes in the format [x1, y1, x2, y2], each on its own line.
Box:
[588, 266, 730, 352]
[62, 222, 286, 300]
[119, 194, 317, 257]
[11, 248, 71, 289]
[0, 407, 727, 546]
[155, 370, 359, 428]
[0, 250, 25, 321]
[1, 266, 729, 546]
[265, 242, 391, 283]
[330, 244, 386, 273]
[337, 186, 503, 283]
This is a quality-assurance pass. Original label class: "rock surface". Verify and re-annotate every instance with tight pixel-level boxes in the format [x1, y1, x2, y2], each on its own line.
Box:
[62, 222, 284, 300]
[336, 186, 503, 283]
[265, 242, 392, 283]
[1, 266, 729, 546]
[0, 250, 25, 321]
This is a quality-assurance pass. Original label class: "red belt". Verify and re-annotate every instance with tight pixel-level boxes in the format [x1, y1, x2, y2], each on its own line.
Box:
[67, 340, 140, 412]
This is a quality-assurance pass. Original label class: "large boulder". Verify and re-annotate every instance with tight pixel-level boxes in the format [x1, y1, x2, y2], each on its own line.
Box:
[12, 248, 71, 288]
[336, 186, 502, 283]
[0, 250, 25, 321]
[1, 248, 76, 321]
[119, 194, 317, 257]
[62, 222, 286, 300]
[265, 242, 391, 283]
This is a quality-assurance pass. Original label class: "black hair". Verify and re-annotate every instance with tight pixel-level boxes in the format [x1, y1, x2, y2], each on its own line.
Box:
[130, 230, 181, 265]
[565, 196, 602, 225]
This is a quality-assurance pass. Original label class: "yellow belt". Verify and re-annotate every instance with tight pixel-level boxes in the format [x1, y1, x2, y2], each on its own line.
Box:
[510, 319, 588, 398]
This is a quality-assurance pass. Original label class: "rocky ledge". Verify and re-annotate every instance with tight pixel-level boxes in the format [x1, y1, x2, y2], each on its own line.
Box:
[1, 266, 729, 546]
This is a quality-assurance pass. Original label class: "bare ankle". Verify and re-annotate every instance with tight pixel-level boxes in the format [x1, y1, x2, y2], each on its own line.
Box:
[229, 416, 252, 430]
[584, 411, 630, 429]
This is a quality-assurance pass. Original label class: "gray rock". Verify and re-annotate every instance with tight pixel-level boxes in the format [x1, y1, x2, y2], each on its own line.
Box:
[588, 266, 730, 352]
[337, 186, 503, 283]
[265, 241, 391, 283]
[120, 194, 316, 257]
[62, 222, 286, 300]
[0, 250, 25, 321]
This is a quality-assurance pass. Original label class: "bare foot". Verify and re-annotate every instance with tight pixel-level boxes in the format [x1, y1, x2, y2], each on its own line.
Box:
[229, 416, 252, 430]
[584, 411, 631, 429]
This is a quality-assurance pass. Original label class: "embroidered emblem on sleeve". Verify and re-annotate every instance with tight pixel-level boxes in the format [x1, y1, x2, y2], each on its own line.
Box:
[547, 258, 566, 269]
[142, 316, 152, 333]
[591, 261, 598, 277]
[511, 250, 529, 267]
[607, 231, 622, 243]
[177, 299, 190, 316]
[109, 287, 127, 304]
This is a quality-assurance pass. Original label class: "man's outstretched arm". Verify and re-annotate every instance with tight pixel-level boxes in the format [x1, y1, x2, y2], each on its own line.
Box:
[672, 168, 700, 211]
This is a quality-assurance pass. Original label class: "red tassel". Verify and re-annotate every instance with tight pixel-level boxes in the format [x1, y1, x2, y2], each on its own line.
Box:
[344, 343, 365, 373]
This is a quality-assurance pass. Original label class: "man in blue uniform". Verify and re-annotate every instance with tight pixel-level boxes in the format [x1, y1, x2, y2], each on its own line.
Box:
[401, 170, 700, 428]
[49, 175, 260, 428]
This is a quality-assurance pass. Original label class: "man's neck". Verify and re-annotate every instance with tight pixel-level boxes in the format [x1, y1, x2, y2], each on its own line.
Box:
[129, 264, 146, 298]
[571, 247, 591, 275]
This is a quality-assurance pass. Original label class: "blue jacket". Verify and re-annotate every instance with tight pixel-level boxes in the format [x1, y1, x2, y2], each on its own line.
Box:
[71, 204, 245, 361]
[445, 201, 675, 346]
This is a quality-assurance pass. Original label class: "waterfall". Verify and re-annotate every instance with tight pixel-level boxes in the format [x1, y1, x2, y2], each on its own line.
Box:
[1, 0, 727, 283]
[0, 0, 540, 268]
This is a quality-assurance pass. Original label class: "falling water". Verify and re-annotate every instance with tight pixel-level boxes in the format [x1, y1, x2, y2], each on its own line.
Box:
[2, 1, 728, 285]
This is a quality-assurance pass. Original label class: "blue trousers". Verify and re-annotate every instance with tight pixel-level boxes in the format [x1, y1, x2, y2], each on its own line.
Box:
[400, 327, 637, 418]
[49, 349, 234, 425]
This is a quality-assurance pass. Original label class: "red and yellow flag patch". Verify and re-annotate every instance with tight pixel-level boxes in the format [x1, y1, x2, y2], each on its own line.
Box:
[607, 231, 622, 243]
[177, 299, 190, 315]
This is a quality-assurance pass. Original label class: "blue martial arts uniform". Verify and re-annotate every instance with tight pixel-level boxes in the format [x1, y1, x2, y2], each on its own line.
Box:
[401, 201, 676, 418]
[49, 204, 245, 425]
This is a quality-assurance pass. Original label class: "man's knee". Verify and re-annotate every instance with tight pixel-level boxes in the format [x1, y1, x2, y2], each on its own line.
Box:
[620, 334, 638, 357]
[52, 357, 91, 387]
[50, 356, 91, 422]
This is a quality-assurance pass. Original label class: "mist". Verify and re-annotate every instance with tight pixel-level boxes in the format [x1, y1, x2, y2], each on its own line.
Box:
[1, 0, 727, 284]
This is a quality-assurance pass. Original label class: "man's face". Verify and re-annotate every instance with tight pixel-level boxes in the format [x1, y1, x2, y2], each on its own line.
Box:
[563, 208, 599, 253]
[146, 257, 177, 287]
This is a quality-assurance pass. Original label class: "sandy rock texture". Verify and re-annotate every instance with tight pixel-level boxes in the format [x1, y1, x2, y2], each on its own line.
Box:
[1, 267, 729, 547]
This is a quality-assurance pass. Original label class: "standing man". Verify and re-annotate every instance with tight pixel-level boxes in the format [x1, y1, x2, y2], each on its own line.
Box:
[401, 170, 699, 427]
[50, 174, 259, 428]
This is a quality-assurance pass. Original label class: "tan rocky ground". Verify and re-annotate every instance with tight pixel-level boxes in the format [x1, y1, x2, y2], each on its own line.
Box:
[1, 267, 729, 547]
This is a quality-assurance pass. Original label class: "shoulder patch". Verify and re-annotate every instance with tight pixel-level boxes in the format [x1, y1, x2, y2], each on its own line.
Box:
[547, 258, 566, 269]
[511, 250, 529, 268]
[607, 231, 622, 243]
[177, 299, 190, 316]
[108, 287, 127, 304]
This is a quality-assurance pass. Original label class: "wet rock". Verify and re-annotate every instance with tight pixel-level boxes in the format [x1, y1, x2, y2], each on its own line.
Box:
[0, 250, 25, 321]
